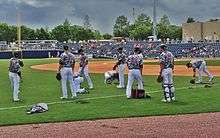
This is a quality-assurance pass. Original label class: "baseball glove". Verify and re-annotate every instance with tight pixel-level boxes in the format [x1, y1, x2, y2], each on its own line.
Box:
[157, 75, 163, 83]
[112, 65, 117, 70]
[19, 60, 24, 67]
[189, 79, 195, 84]
[56, 73, 62, 81]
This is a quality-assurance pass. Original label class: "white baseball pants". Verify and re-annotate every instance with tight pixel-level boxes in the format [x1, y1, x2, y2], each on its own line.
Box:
[118, 64, 126, 87]
[198, 61, 213, 82]
[126, 69, 143, 98]
[60, 67, 76, 98]
[78, 65, 93, 88]
[9, 72, 20, 101]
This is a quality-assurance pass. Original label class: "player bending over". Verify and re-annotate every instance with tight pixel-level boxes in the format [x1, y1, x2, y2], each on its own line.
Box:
[186, 59, 214, 83]
[158, 44, 175, 102]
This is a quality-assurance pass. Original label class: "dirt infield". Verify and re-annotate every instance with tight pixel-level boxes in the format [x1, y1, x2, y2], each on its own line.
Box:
[0, 112, 219, 138]
[31, 60, 220, 76]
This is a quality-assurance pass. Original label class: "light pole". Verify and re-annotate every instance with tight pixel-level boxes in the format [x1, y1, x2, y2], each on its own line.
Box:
[153, 0, 157, 41]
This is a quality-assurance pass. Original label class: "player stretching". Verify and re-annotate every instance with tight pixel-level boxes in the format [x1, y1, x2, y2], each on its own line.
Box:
[78, 49, 93, 89]
[113, 47, 126, 88]
[9, 52, 24, 102]
[186, 59, 214, 83]
[58, 45, 76, 99]
[158, 44, 175, 102]
[126, 47, 144, 98]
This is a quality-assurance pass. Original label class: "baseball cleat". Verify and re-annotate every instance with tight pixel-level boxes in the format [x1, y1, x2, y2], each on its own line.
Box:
[71, 96, 78, 99]
[171, 97, 176, 101]
[60, 97, 67, 100]
[209, 76, 214, 82]
[13, 99, 20, 102]
[195, 81, 202, 84]
[161, 98, 171, 103]
[117, 85, 125, 89]
[145, 94, 151, 99]
[89, 86, 94, 90]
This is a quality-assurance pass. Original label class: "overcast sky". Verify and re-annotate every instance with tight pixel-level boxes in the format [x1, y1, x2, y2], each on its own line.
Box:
[0, 0, 219, 33]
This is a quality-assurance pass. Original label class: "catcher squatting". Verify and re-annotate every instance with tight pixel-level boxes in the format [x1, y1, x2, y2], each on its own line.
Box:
[8, 45, 214, 103]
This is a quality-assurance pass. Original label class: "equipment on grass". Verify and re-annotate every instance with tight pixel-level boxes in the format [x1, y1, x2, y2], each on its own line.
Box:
[190, 79, 195, 84]
[104, 70, 119, 84]
[56, 72, 62, 81]
[131, 89, 151, 99]
[204, 84, 212, 88]
[26, 103, 48, 114]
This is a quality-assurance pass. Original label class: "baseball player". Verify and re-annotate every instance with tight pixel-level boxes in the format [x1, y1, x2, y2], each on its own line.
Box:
[126, 47, 144, 98]
[8, 52, 24, 102]
[78, 49, 93, 89]
[113, 47, 126, 88]
[58, 45, 76, 99]
[158, 44, 175, 102]
[73, 75, 88, 94]
[186, 59, 214, 83]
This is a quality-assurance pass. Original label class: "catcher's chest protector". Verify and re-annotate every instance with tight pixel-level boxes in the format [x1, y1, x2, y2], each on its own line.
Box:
[131, 89, 145, 99]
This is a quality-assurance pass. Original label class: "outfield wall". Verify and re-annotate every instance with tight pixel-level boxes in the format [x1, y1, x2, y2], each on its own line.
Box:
[0, 50, 63, 59]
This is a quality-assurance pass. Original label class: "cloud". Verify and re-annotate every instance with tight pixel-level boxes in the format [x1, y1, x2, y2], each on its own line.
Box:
[0, 0, 219, 33]
[3, 0, 52, 8]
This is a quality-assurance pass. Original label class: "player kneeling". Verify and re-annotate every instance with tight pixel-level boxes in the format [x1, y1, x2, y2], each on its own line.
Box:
[73, 75, 89, 94]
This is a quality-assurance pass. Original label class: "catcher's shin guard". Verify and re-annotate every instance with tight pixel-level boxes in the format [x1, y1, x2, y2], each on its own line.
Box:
[169, 84, 175, 100]
[163, 85, 170, 100]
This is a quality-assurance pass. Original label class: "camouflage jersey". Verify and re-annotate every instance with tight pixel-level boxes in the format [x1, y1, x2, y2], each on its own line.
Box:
[126, 54, 143, 70]
[59, 52, 75, 68]
[117, 53, 126, 65]
[79, 54, 88, 67]
[9, 58, 21, 73]
[159, 51, 174, 69]
[190, 59, 205, 69]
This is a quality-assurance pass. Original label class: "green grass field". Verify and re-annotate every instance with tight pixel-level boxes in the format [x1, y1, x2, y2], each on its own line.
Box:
[0, 59, 220, 126]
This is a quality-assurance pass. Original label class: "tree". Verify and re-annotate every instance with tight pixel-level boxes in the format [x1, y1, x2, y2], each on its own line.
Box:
[83, 14, 92, 29]
[129, 24, 151, 40]
[0, 23, 17, 42]
[103, 33, 112, 39]
[35, 28, 50, 40]
[186, 17, 195, 23]
[129, 13, 152, 40]
[134, 13, 151, 26]
[113, 15, 130, 37]
[168, 25, 182, 40]
[51, 19, 72, 42]
[159, 15, 170, 26]
[157, 15, 171, 39]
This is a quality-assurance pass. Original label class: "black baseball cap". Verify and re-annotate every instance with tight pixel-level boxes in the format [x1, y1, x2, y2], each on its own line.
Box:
[78, 49, 84, 54]
[13, 52, 19, 58]
[159, 44, 167, 49]
[63, 45, 69, 50]
[134, 47, 140, 53]
[117, 47, 123, 51]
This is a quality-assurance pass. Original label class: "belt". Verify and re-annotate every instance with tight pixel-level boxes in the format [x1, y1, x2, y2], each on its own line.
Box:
[129, 68, 140, 70]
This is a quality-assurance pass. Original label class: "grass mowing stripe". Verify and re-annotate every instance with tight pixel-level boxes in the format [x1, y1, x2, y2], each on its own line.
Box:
[0, 84, 215, 111]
